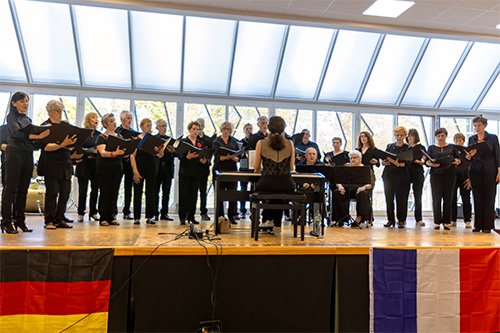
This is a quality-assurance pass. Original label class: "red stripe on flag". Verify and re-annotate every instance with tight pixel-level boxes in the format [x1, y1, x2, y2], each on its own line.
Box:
[460, 248, 500, 333]
[0, 280, 111, 316]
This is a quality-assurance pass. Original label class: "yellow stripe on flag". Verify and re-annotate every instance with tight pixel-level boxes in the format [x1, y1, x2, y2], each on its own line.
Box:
[0, 312, 108, 332]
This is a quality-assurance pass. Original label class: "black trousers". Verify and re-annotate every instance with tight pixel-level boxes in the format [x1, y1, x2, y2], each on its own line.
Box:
[97, 160, 123, 223]
[332, 187, 372, 223]
[121, 160, 133, 215]
[469, 171, 496, 231]
[198, 169, 209, 215]
[430, 173, 456, 225]
[383, 175, 410, 223]
[217, 181, 237, 220]
[452, 173, 472, 223]
[133, 161, 157, 220]
[409, 171, 424, 222]
[155, 164, 173, 217]
[77, 160, 99, 216]
[179, 175, 200, 221]
[1, 148, 32, 225]
[44, 177, 71, 224]
[239, 181, 249, 214]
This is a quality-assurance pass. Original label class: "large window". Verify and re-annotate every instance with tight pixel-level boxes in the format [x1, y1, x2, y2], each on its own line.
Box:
[134, 100, 177, 137]
[0, 92, 12, 123]
[275, 108, 313, 137]
[85, 97, 132, 129]
[317, 110, 353, 155]
[32, 94, 77, 126]
[228, 106, 268, 140]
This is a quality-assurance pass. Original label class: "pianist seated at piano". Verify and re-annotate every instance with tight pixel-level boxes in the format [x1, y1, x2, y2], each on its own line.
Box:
[332, 150, 375, 227]
[297, 147, 324, 190]
[324, 137, 349, 166]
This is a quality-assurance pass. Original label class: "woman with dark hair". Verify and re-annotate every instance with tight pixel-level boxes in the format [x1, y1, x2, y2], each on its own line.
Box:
[178, 121, 207, 225]
[96, 114, 126, 226]
[466, 115, 500, 233]
[382, 126, 410, 228]
[1, 92, 49, 234]
[356, 131, 380, 170]
[451, 133, 472, 228]
[131, 118, 163, 225]
[324, 137, 349, 166]
[406, 129, 426, 227]
[76, 112, 101, 222]
[253, 116, 295, 235]
[426, 128, 461, 230]
[213, 121, 240, 224]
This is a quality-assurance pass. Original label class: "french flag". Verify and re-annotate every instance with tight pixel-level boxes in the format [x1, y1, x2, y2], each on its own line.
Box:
[370, 248, 500, 332]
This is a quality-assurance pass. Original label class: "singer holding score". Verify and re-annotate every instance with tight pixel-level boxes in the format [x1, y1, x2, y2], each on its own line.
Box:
[465, 115, 500, 233]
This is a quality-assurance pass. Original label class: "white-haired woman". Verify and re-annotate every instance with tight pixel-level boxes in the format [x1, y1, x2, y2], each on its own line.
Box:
[212, 121, 240, 224]
[332, 150, 374, 227]
[76, 112, 101, 222]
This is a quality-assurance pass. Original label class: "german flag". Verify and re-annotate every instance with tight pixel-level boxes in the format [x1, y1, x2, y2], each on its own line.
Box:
[0, 249, 114, 332]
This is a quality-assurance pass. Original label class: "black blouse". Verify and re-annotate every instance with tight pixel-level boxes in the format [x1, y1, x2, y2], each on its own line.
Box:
[213, 136, 239, 171]
[468, 132, 500, 173]
[178, 137, 205, 178]
[427, 144, 459, 175]
[381, 143, 410, 180]
[407, 143, 426, 175]
[324, 150, 349, 166]
[357, 147, 380, 169]
[6, 112, 34, 152]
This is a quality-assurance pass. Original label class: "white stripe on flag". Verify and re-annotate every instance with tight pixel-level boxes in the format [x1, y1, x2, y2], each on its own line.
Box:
[416, 249, 460, 332]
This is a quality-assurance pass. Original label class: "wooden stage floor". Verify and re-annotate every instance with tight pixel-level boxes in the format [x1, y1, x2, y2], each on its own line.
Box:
[1, 214, 498, 255]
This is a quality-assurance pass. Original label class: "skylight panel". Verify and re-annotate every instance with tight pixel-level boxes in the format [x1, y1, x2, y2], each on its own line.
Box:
[74, 5, 131, 88]
[478, 73, 500, 111]
[441, 42, 500, 110]
[0, 0, 26, 82]
[230, 21, 286, 97]
[361, 34, 425, 105]
[319, 30, 380, 102]
[131, 11, 183, 91]
[275, 25, 334, 100]
[15, 0, 79, 85]
[183, 16, 236, 94]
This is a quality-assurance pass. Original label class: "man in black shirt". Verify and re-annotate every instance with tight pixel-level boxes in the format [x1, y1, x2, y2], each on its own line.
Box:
[116, 110, 135, 220]
[153, 119, 174, 221]
[295, 129, 321, 163]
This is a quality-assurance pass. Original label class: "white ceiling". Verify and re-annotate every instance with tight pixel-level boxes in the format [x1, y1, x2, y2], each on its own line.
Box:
[110, 0, 500, 38]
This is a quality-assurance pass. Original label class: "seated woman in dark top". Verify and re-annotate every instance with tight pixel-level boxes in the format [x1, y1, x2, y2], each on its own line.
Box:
[254, 116, 295, 236]
[332, 150, 374, 227]
[356, 131, 380, 170]
[426, 128, 461, 230]
[213, 121, 240, 224]
[324, 137, 349, 166]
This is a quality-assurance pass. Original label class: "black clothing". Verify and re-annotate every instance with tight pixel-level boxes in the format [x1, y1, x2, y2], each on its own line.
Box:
[452, 145, 471, 223]
[96, 134, 123, 223]
[407, 144, 426, 222]
[427, 144, 460, 225]
[357, 147, 380, 170]
[75, 129, 101, 216]
[39, 119, 73, 225]
[178, 137, 205, 222]
[197, 133, 212, 215]
[213, 136, 240, 219]
[468, 132, 500, 231]
[6, 112, 34, 152]
[381, 143, 410, 223]
[154, 134, 175, 218]
[324, 151, 349, 166]
[116, 126, 136, 216]
[133, 148, 158, 220]
[295, 140, 321, 162]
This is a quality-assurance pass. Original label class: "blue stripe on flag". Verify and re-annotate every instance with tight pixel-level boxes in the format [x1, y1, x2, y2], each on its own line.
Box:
[373, 248, 417, 332]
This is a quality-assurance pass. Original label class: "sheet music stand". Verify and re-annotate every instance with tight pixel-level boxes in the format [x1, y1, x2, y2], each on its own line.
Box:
[330, 166, 372, 228]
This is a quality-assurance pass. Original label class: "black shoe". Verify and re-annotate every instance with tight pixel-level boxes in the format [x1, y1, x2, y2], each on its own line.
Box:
[201, 214, 210, 221]
[384, 221, 395, 227]
[180, 219, 186, 225]
[152, 216, 159, 221]
[240, 213, 246, 219]
[134, 220, 141, 225]
[1, 223, 19, 234]
[230, 219, 238, 225]
[123, 214, 133, 220]
[63, 216, 74, 223]
[483, 229, 491, 233]
[233, 215, 240, 221]
[161, 214, 174, 221]
[472, 228, 481, 232]
[55, 221, 73, 228]
[89, 214, 99, 221]
[190, 219, 200, 225]
[146, 218, 156, 225]
[398, 222, 405, 229]
[14, 221, 33, 232]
